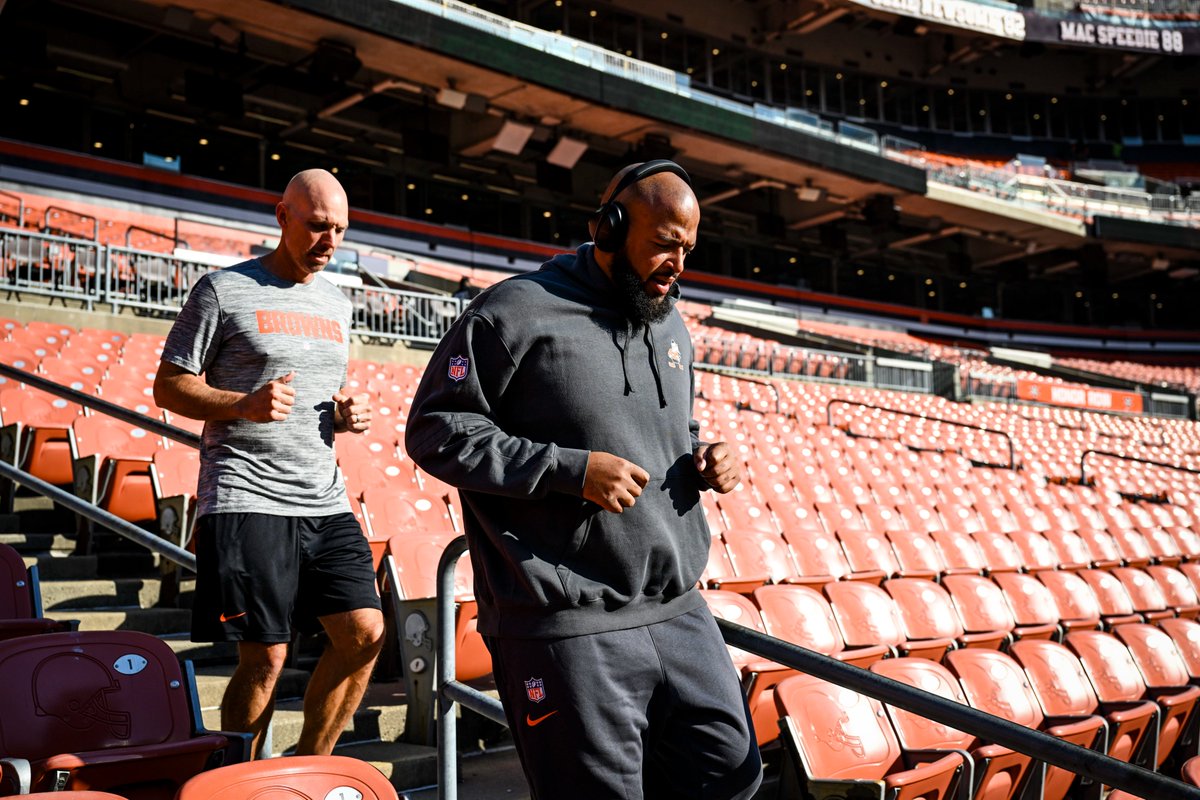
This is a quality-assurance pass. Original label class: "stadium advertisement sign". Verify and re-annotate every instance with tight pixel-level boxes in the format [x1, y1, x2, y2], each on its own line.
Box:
[1023, 12, 1199, 54]
[851, 0, 1026, 38]
[1016, 379, 1144, 413]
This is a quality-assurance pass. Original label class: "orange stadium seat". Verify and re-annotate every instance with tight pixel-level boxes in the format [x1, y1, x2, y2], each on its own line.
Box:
[69, 415, 163, 526]
[1111, 567, 1176, 623]
[991, 572, 1068, 642]
[174, 755, 399, 800]
[946, 647, 1105, 800]
[721, 528, 798, 588]
[0, 386, 83, 485]
[753, 584, 890, 669]
[1067, 629, 1200, 767]
[1077, 569, 1146, 629]
[384, 532, 487, 682]
[823, 580, 907, 662]
[0, 630, 246, 795]
[883, 578, 981, 658]
[775, 671, 965, 800]
[1010, 638, 1157, 767]
[872, 657, 1033, 800]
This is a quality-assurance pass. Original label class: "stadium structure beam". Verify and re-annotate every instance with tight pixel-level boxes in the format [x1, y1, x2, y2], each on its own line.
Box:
[700, 179, 787, 207]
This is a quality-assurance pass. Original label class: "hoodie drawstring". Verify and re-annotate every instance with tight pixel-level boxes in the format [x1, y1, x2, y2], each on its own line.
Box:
[615, 326, 633, 397]
[644, 326, 668, 409]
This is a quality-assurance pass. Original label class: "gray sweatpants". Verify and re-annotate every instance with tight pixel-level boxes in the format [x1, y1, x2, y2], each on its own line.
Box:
[485, 605, 763, 800]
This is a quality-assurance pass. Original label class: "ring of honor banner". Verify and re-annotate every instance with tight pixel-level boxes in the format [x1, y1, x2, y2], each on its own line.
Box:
[1016, 379, 1145, 414]
[1023, 11, 1200, 55]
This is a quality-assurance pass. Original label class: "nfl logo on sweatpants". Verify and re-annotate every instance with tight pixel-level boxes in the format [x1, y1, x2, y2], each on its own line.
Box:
[448, 355, 469, 381]
[525, 677, 546, 703]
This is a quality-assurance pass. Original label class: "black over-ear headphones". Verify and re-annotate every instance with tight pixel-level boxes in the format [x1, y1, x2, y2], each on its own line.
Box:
[591, 159, 691, 253]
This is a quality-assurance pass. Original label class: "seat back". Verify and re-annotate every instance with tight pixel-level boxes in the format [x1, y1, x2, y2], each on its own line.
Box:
[869, 658, 973, 751]
[1114, 623, 1192, 690]
[1010, 638, 1099, 717]
[0, 541, 34, 618]
[774, 672, 904, 782]
[151, 447, 200, 498]
[1079, 569, 1138, 618]
[945, 648, 1044, 729]
[1111, 568, 1170, 618]
[70, 415, 160, 461]
[723, 528, 797, 584]
[701, 588, 769, 669]
[971, 531, 1022, 573]
[942, 575, 1016, 636]
[1159, 617, 1200, 679]
[824, 580, 906, 650]
[0, 630, 193, 757]
[175, 754, 399, 800]
[1065, 630, 1147, 703]
[1038, 571, 1102, 626]
[992, 572, 1062, 629]
[753, 584, 844, 656]
[883, 578, 964, 641]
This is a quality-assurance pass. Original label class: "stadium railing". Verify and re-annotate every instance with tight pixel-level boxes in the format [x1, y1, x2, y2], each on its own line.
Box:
[433, 534, 1200, 800]
[0, 229, 463, 346]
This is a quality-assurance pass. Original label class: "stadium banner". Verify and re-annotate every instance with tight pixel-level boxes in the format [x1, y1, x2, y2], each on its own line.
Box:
[848, 0, 1026, 39]
[1016, 379, 1145, 413]
[1022, 12, 1200, 54]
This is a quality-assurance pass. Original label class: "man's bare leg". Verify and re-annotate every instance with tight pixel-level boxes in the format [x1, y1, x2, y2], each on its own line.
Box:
[222, 641, 290, 758]
[295, 607, 386, 755]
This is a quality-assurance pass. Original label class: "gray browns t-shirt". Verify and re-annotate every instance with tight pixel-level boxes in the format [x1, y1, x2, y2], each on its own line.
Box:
[161, 259, 352, 517]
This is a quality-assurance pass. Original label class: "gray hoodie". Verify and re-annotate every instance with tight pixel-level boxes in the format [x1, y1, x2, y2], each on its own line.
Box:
[405, 244, 710, 639]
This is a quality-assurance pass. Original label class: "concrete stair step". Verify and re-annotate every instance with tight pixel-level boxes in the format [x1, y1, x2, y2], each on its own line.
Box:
[193, 666, 310, 709]
[39, 577, 171, 611]
[69, 607, 192, 635]
[200, 683, 409, 757]
[330, 741, 439, 792]
[23, 553, 99, 580]
[0, 532, 74, 553]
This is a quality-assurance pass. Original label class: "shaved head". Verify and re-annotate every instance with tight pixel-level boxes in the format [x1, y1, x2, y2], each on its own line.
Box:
[264, 168, 349, 283]
[283, 169, 347, 210]
[600, 163, 697, 221]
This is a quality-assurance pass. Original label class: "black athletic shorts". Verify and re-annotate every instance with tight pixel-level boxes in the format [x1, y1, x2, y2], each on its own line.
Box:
[190, 511, 381, 644]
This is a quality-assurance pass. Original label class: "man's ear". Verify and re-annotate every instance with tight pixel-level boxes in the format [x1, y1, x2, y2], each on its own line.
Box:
[275, 202, 288, 228]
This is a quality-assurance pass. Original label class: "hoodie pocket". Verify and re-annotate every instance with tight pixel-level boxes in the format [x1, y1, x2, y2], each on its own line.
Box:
[555, 471, 709, 608]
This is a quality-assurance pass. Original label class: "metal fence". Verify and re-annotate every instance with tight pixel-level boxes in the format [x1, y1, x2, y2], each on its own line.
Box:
[0, 228, 102, 309]
[105, 244, 213, 316]
[345, 284, 463, 344]
[693, 336, 873, 385]
[2, 228, 464, 346]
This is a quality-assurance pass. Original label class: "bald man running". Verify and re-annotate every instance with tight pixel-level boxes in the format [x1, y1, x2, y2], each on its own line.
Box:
[406, 161, 762, 799]
[154, 169, 384, 757]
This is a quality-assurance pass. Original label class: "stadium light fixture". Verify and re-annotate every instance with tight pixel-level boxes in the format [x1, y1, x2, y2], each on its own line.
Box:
[493, 120, 535, 155]
[436, 87, 469, 110]
[546, 136, 588, 169]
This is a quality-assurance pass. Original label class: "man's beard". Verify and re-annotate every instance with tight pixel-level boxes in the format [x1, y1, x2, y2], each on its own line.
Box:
[611, 247, 673, 326]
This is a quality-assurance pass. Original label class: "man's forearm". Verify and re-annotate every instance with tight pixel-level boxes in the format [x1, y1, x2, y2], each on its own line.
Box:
[154, 373, 247, 422]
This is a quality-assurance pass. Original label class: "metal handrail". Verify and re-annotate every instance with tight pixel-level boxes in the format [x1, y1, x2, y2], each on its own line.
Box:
[0, 190, 24, 228]
[0, 362, 200, 449]
[1080, 448, 1200, 485]
[0, 459, 195, 569]
[826, 398, 1017, 469]
[433, 535, 1199, 799]
[43, 204, 98, 242]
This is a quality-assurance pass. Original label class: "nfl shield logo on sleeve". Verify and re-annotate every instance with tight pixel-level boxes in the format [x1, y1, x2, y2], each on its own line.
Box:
[524, 677, 546, 703]
[448, 355, 469, 382]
